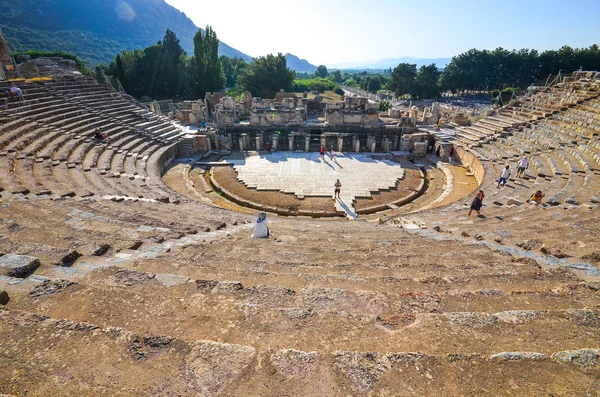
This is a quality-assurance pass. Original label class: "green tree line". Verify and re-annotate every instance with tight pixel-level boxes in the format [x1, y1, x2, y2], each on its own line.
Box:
[102, 28, 296, 101]
[388, 44, 600, 99]
[102, 34, 599, 101]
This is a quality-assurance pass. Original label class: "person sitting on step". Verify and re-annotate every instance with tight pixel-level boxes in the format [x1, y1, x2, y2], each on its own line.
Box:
[528, 190, 545, 205]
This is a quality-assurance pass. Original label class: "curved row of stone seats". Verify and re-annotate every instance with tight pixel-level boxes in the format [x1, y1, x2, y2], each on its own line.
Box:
[2, 205, 599, 397]
[451, 78, 600, 148]
[0, 81, 182, 200]
[43, 78, 185, 144]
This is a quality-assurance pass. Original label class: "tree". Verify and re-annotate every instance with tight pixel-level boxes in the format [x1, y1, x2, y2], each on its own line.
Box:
[315, 65, 328, 78]
[239, 53, 295, 98]
[115, 54, 129, 93]
[192, 26, 224, 98]
[388, 63, 417, 97]
[331, 70, 342, 83]
[414, 63, 441, 99]
[221, 56, 248, 87]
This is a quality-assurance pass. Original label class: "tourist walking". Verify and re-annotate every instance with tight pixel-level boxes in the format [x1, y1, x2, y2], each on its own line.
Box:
[468, 190, 485, 217]
[516, 156, 529, 177]
[330, 146, 336, 161]
[320, 144, 325, 159]
[497, 165, 511, 188]
[334, 179, 341, 199]
[266, 143, 271, 153]
[448, 146, 454, 163]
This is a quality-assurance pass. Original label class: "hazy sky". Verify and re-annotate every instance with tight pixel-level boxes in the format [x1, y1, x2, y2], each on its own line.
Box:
[165, 0, 600, 67]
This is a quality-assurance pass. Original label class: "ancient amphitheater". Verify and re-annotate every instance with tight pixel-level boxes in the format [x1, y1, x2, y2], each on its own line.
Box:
[1, 72, 600, 396]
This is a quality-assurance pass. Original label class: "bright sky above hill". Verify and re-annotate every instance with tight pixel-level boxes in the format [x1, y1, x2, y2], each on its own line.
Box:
[165, 0, 600, 67]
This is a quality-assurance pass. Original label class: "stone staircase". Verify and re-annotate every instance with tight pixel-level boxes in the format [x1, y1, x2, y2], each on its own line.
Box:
[1, 214, 599, 395]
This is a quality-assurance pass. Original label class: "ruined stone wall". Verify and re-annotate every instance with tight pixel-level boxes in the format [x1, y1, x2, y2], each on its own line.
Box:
[0, 27, 18, 80]
[274, 90, 298, 107]
[456, 146, 486, 185]
[250, 109, 304, 126]
[204, 92, 225, 114]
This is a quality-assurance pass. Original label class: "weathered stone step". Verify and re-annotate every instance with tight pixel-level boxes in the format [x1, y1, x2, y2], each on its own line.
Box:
[1, 307, 598, 396]
[7, 269, 600, 355]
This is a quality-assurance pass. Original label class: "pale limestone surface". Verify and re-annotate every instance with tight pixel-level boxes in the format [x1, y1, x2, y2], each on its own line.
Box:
[228, 152, 405, 217]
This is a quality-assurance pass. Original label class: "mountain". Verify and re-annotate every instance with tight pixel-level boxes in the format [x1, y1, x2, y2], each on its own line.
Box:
[285, 53, 317, 73]
[0, 0, 251, 67]
[330, 57, 452, 70]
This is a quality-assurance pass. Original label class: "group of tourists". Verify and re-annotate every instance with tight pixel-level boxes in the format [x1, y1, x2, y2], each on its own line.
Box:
[469, 155, 546, 217]
[320, 144, 337, 161]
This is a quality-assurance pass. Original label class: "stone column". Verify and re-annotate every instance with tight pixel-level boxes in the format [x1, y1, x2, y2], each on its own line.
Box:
[288, 135, 294, 151]
[227, 133, 233, 150]
[204, 135, 212, 152]
[305, 136, 310, 152]
[272, 135, 278, 151]
[392, 135, 399, 151]
[337, 136, 343, 152]
[238, 137, 244, 152]
[366, 136, 373, 150]
[242, 133, 249, 148]
[371, 141, 376, 153]
[383, 137, 390, 153]
[213, 134, 220, 150]
[355, 139, 360, 153]
[256, 136, 262, 151]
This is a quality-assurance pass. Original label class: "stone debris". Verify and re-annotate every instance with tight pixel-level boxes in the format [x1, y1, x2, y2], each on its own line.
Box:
[446, 312, 499, 327]
[566, 309, 600, 327]
[0, 290, 8, 305]
[376, 313, 416, 330]
[90, 244, 111, 256]
[29, 279, 75, 298]
[540, 245, 571, 259]
[154, 273, 190, 287]
[128, 335, 175, 360]
[270, 349, 319, 378]
[185, 340, 256, 396]
[333, 351, 391, 394]
[0, 254, 41, 277]
[581, 251, 600, 263]
[493, 310, 542, 324]
[475, 289, 505, 297]
[551, 349, 600, 369]
[211, 280, 244, 293]
[490, 351, 548, 361]
[56, 250, 82, 266]
[110, 270, 154, 286]
[394, 292, 443, 314]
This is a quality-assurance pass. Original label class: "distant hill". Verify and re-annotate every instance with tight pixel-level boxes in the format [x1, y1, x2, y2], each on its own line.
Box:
[285, 53, 317, 73]
[0, 0, 251, 67]
[331, 57, 452, 70]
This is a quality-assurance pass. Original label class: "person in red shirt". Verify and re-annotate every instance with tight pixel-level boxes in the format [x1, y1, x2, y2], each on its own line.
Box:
[320, 144, 326, 159]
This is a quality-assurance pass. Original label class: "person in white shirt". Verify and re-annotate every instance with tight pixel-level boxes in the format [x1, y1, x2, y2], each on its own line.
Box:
[9, 84, 24, 102]
[516, 157, 529, 178]
[497, 165, 511, 188]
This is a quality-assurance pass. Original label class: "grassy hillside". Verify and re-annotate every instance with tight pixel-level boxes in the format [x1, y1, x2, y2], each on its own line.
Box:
[0, 0, 250, 66]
